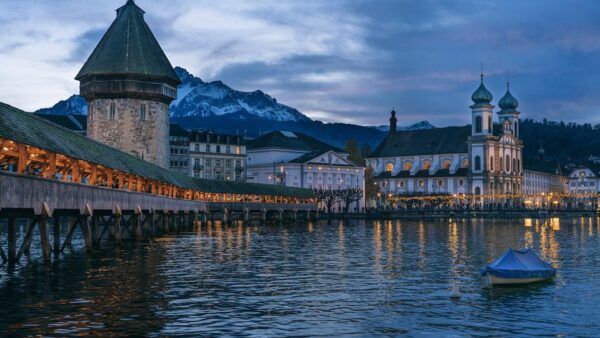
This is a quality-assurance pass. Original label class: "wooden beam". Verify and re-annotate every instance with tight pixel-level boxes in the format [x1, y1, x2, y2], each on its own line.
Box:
[17, 144, 27, 173]
[46, 152, 56, 178]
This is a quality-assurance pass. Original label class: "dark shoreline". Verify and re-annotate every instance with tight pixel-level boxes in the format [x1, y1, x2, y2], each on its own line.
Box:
[318, 210, 598, 220]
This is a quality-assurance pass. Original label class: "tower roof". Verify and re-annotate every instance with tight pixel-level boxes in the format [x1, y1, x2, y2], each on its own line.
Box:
[75, 0, 180, 84]
[498, 83, 519, 111]
[471, 74, 493, 104]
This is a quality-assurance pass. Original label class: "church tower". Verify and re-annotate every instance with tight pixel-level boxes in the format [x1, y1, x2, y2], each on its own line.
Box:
[470, 73, 494, 136]
[76, 0, 180, 168]
[497, 82, 520, 138]
[468, 73, 494, 196]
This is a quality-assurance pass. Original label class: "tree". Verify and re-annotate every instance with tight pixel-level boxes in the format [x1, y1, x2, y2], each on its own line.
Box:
[344, 139, 364, 166]
[364, 166, 379, 208]
[339, 187, 364, 212]
[313, 188, 342, 213]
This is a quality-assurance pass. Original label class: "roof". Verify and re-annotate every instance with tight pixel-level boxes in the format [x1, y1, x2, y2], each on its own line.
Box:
[34, 114, 87, 133]
[376, 167, 468, 179]
[75, 0, 180, 84]
[189, 130, 246, 145]
[370, 126, 471, 158]
[169, 124, 189, 137]
[0, 102, 313, 198]
[247, 131, 344, 153]
[523, 157, 562, 176]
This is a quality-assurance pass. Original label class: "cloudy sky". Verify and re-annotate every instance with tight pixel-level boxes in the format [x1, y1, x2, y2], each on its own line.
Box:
[1, 0, 600, 127]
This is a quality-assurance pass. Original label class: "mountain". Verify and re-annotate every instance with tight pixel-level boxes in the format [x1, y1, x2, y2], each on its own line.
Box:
[170, 67, 310, 122]
[35, 95, 87, 115]
[374, 121, 435, 132]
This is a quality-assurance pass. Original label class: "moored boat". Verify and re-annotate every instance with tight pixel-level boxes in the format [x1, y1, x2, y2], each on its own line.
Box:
[481, 248, 556, 286]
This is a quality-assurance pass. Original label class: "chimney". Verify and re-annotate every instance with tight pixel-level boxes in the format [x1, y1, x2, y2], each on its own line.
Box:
[389, 109, 397, 135]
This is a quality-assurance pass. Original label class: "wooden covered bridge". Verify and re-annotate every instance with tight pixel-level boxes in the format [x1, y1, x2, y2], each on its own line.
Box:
[0, 102, 317, 266]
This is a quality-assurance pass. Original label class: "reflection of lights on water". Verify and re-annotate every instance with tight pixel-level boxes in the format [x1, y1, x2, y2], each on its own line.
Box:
[550, 218, 560, 231]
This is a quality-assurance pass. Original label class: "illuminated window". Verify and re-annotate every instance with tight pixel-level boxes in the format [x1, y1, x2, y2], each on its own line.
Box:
[462, 159, 469, 168]
[236, 146, 241, 155]
[442, 159, 451, 169]
[385, 162, 394, 172]
[404, 161, 412, 171]
[418, 180, 425, 187]
[423, 160, 432, 170]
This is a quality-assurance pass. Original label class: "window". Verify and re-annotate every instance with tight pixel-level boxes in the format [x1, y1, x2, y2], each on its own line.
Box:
[423, 160, 432, 170]
[109, 102, 116, 120]
[205, 159, 211, 167]
[438, 179, 444, 187]
[418, 180, 425, 187]
[462, 159, 469, 168]
[226, 146, 231, 154]
[236, 146, 241, 155]
[475, 116, 482, 133]
[475, 186, 481, 195]
[206, 145, 210, 153]
[385, 162, 394, 172]
[505, 154, 510, 172]
[404, 161, 412, 171]
[195, 144, 199, 152]
[215, 160, 221, 167]
[236, 160, 242, 167]
[489, 156, 494, 171]
[442, 159, 451, 169]
[474, 156, 481, 171]
[458, 179, 464, 186]
[140, 104, 146, 121]
[488, 116, 492, 132]
[512, 158, 516, 173]
[216, 145, 221, 153]
[225, 160, 231, 168]
[399, 181, 405, 188]
[514, 121, 518, 137]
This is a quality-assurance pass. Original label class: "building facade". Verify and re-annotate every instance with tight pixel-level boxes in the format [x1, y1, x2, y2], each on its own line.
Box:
[169, 124, 190, 174]
[247, 131, 365, 210]
[367, 75, 524, 198]
[567, 165, 600, 194]
[188, 131, 247, 181]
[76, 0, 180, 168]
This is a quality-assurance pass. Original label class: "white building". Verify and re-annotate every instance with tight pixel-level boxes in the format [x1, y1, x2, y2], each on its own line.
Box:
[188, 130, 247, 181]
[522, 151, 566, 196]
[246, 131, 366, 211]
[367, 75, 524, 199]
[567, 165, 600, 194]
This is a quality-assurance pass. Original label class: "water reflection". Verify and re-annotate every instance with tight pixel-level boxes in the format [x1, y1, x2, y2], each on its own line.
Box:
[2, 218, 600, 336]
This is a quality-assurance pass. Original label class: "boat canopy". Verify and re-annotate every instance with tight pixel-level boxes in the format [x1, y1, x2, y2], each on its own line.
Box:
[480, 248, 556, 279]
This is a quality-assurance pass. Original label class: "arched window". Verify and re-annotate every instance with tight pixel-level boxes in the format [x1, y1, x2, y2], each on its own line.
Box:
[418, 180, 425, 188]
[438, 179, 444, 187]
[475, 186, 481, 195]
[403, 161, 412, 171]
[489, 155, 494, 171]
[442, 159, 451, 169]
[474, 156, 481, 171]
[505, 154, 510, 172]
[488, 116, 492, 132]
[514, 121, 518, 137]
[385, 162, 394, 172]
[462, 159, 469, 168]
[399, 181, 405, 188]
[512, 158, 516, 173]
[475, 116, 482, 133]
[517, 159, 520, 173]
[423, 160, 432, 170]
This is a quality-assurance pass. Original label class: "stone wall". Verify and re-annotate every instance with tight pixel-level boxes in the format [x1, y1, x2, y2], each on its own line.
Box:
[87, 98, 169, 168]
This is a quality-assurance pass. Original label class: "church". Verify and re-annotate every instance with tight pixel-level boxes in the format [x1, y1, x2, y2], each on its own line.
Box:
[366, 75, 524, 197]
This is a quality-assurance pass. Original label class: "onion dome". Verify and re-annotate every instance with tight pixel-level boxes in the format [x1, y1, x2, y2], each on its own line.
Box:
[498, 83, 519, 110]
[471, 73, 493, 104]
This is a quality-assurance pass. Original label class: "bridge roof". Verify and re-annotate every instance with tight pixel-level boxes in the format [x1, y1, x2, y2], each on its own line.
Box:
[0, 102, 313, 198]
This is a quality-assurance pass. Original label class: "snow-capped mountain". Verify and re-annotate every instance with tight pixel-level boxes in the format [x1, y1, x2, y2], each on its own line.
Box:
[35, 95, 87, 115]
[373, 121, 435, 132]
[170, 67, 311, 122]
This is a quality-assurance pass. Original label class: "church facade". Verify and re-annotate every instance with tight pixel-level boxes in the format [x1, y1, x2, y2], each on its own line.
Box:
[76, 0, 180, 168]
[366, 75, 524, 197]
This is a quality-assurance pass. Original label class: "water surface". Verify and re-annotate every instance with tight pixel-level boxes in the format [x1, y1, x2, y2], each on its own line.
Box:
[0, 217, 598, 336]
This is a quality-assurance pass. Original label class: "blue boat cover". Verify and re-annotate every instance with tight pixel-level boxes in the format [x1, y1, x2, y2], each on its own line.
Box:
[480, 248, 556, 279]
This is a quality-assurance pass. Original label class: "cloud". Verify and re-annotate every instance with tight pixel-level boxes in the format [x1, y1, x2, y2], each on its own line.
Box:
[1, 0, 600, 126]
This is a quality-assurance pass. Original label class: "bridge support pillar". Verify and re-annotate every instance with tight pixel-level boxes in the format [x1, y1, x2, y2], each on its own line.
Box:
[162, 211, 168, 233]
[7, 217, 16, 266]
[222, 208, 229, 226]
[81, 203, 93, 252]
[261, 208, 267, 224]
[53, 215, 60, 255]
[243, 208, 250, 223]
[113, 205, 122, 245]
[134, 206, 143, 241]
[278, 209, 284, 224]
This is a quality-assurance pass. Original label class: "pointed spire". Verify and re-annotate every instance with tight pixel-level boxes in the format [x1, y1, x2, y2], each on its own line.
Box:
[389, 108, 397, 135]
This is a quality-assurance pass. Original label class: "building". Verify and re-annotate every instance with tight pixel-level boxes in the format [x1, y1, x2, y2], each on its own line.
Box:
[169, 124, 190, 174]
[188, 130, 247, 181]
[76, 0, 180, 168]
[522, 147, 566, 197]
[567, 164, 600, 195]
[366, 75, 524, 199]
[246, 131, 365, 210]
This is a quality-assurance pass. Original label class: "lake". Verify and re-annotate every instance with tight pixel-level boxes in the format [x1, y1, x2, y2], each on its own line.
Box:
[0, 217, 599, 336]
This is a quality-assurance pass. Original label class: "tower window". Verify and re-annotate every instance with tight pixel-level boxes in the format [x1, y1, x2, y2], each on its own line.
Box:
[404, 161, 412, 171]
[474, 156, 481, 171]
[110, 103, 116, 120]
[475, 116, 482, 133]
[140, 104, 146, 121]
[488, 116, 492, 132]
[505, 154, 510, 172]
[490, 156, 494, 171]
[423, 160, 432, 170]
[385, 162, 394, 172]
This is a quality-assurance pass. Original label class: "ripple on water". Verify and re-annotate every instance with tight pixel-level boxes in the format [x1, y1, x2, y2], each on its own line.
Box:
[1, 218, 600, 336]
